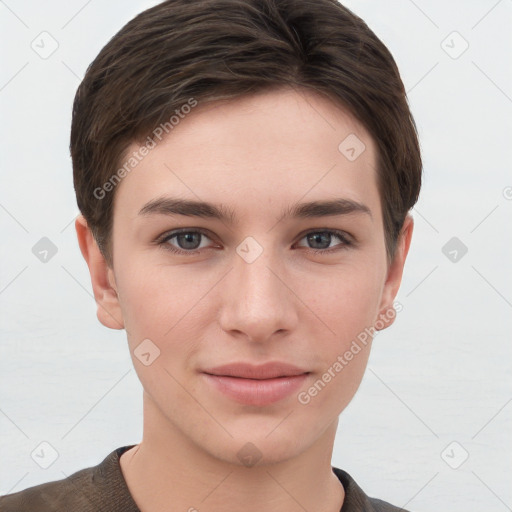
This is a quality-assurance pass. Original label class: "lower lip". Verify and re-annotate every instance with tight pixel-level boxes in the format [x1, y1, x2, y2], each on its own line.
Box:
[202, 373, 309, 406]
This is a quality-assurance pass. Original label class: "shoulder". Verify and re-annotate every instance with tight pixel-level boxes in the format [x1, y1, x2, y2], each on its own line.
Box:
[0, 465, 98, 511]
[0, 446, 138, 512]
[333, 467, 411, 512]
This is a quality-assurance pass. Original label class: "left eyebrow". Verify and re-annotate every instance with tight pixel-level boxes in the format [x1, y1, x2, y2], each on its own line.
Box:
[278, 198, 372, 222]
[137, 196, 372, 224]
[138, 197, 237, 224]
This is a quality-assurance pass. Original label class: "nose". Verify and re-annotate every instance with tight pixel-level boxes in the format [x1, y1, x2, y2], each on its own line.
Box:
[218, 242, 298, 343]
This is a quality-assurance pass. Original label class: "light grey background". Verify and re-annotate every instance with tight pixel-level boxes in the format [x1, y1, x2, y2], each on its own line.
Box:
[1, 1, 511, 510]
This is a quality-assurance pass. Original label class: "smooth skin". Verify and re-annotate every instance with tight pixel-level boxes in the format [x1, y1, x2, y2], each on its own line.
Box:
[76, 86, 413, 512]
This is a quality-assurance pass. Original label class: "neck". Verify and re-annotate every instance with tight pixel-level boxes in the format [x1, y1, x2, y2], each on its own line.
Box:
[119, 394, 345, 512]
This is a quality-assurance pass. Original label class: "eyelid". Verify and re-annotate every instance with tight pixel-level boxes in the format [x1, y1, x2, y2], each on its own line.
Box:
[295, 228, 354, 245]
[157, 227, 216, 246]
[294, 229, 354, 253]
[156, 227, 355, 255]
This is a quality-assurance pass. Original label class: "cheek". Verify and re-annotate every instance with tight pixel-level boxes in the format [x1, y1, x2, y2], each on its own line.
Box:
[117, 250, 383, 349]
[297, 345, 371, 422]
[116, 262, 214, 381]
[293, 264, 381, 405]
[116, 260, 196, 334]
[293, 269, 380, 412]
[297, 262, 382, 335]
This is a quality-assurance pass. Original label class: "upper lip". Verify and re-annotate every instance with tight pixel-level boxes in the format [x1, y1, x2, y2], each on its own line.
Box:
[202, 362, 309, 380]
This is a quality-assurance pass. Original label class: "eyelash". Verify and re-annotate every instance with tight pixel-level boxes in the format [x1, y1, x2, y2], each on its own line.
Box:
[156, 228, 354, 256]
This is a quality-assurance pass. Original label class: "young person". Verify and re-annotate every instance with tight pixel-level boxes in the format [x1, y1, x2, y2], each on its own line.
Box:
[0, 0, 421, 510]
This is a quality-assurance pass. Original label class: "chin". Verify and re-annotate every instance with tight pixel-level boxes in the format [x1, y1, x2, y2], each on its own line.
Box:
[208, 435, 307, 468]
[202, 418, 319, 468]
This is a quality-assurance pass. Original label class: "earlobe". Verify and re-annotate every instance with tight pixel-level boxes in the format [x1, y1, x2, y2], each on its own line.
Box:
[75, 214, 124, 330]
[374, 214, 414, 331]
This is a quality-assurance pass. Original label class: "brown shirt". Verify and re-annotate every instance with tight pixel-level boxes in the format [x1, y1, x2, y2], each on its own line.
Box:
[0, 445, 410, 511]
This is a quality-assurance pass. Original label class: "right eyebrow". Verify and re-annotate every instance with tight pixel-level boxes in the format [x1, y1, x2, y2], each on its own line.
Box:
[138, 196, 372, 224]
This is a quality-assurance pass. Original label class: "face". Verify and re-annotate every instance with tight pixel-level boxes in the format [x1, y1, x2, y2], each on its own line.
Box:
[77, 86, 412, 466]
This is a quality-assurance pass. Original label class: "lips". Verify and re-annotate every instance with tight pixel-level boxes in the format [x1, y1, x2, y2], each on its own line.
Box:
[202, 362, 309, 379]
[201, 362, 310, 406]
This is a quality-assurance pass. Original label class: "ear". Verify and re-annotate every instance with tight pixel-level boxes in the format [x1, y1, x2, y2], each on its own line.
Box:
[75, 214, 124, 330]
[374, 214, 414, 331]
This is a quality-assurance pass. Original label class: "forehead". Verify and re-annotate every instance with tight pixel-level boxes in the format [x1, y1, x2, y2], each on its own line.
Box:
[113, 87, 380, 222]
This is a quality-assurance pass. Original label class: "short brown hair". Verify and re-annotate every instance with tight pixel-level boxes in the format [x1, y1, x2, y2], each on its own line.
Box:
[70, 0, 422, 267]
